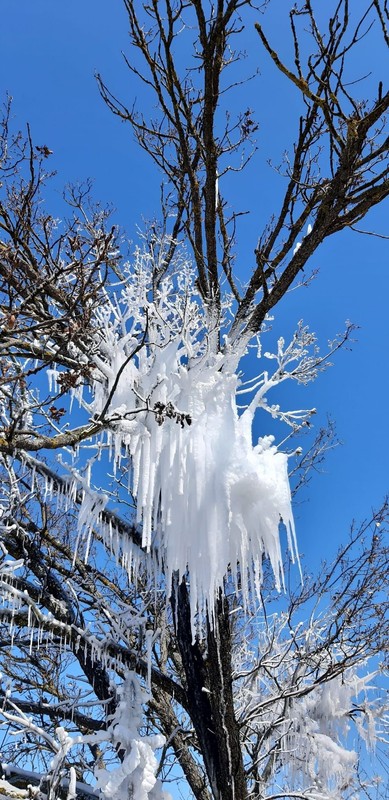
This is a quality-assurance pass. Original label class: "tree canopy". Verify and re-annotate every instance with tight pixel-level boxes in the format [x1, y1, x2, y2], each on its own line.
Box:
[0, 2, 388, 800]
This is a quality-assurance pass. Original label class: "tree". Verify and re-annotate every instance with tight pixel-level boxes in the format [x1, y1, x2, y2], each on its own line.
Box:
[0, 2, 388, 800]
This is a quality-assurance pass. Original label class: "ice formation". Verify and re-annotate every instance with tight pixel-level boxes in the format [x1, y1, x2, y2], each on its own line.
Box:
[95, 672, 168, 800]
[0, 673, 168, 800]
[69, 243, 304, 628]
[232, 611, 384, 798]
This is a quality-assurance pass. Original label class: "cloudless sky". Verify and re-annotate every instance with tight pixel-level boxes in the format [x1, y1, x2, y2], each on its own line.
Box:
[1, 0, 388, 573]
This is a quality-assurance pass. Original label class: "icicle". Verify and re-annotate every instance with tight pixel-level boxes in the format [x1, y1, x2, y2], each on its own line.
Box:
[67, 766, 77, 800]
[145, 629, 153, 693]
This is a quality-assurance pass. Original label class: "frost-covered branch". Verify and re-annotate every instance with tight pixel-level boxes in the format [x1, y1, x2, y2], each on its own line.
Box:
[0, 673, 169, 800]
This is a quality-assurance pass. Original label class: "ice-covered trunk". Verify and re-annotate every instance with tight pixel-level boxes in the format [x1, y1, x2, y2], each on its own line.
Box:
[172, 578, 247, 800]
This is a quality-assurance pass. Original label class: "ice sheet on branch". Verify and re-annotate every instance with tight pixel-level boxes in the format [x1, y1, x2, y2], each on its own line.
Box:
[71, 241, 306, 628]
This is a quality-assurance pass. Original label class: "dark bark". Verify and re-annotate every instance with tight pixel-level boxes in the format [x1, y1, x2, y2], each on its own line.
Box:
[172, 578, 247, 800]
[150, 691, 212, 800]
[206, 592, 247, 800]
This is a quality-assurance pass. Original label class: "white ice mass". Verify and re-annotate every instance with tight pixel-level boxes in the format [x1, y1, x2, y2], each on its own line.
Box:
[69, 241, 308, 628]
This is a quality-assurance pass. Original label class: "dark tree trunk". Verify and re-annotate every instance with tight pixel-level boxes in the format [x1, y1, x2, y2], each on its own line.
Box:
[172, 577, 247, 800]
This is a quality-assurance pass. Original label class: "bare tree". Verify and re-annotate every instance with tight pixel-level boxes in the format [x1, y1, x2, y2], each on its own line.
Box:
[98, 0, 388, 342]
[0, 2, 388, 800]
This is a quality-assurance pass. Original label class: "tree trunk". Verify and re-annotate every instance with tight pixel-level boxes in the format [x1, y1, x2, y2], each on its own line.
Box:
[172, 578, 247, 800]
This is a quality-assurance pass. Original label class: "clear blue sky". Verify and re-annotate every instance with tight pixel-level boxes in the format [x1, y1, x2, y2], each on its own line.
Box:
[1, 0, 388, 572]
